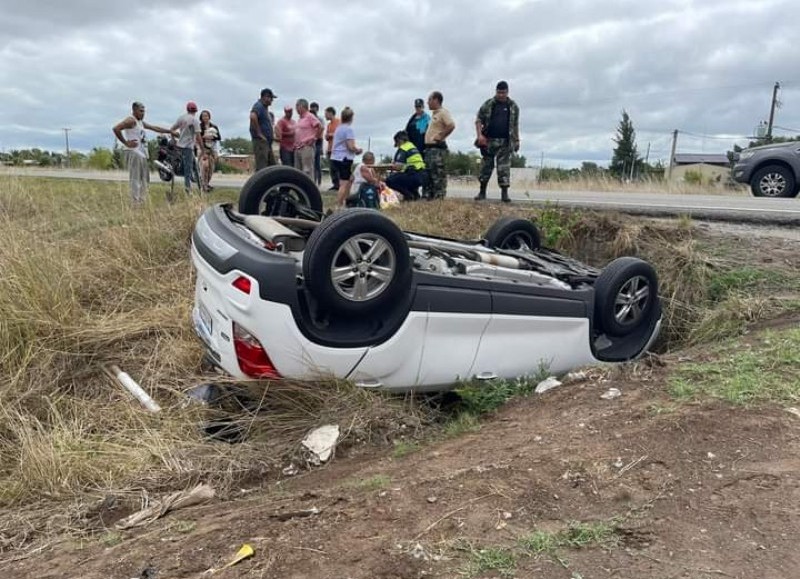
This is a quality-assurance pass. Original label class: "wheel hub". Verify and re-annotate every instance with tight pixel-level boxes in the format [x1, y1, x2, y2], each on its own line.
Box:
[331, 234, 396, 302]
[614, 275, 650, 326]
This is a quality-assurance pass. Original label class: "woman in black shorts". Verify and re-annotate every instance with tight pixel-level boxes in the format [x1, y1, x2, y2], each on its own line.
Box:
[330, 107, 363, 207]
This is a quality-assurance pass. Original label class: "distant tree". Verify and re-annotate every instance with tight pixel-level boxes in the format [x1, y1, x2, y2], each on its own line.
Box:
[379, 154, 393, 165]
[221, 137, 253, 155]
[581, 161, 600, 176]
[445, 150, 481, 175]
[510, 153, 526, 168]
[610, 110, 642, 179]
[87, 147, 115, 170]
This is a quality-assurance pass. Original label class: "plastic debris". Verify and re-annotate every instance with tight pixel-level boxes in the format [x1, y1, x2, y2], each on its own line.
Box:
[302, 424, 340, 465]
[600, 387, 622, 400]
[116, 483, 215, 529]
[104, 364, 161, 413]
[204, 544, 255, 575]
[534, 376, 562, 394]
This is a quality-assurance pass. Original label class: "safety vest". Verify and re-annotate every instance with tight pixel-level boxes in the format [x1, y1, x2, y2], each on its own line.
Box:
[399, 141, 426, 171]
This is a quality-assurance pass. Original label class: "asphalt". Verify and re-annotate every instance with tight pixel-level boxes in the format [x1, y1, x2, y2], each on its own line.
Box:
[4, 167, 800, 225]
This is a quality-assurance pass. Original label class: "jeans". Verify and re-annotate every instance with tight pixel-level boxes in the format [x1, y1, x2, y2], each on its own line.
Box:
[279, 148, 295, 167]
[180, 146, 194, 190]
[314, 140, 323, 185]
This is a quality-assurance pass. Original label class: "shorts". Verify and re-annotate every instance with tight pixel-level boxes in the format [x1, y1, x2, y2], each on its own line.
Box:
[331, 159, 353, 181]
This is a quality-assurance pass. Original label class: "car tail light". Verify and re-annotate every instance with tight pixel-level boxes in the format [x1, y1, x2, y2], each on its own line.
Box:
[232, 323, 281, 379]
[232, 276, 252, 294]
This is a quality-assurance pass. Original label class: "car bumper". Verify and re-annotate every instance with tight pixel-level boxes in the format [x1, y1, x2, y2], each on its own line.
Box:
[731, 162, 753, 184]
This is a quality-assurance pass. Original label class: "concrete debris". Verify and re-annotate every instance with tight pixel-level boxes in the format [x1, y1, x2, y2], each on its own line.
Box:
[535, 376, 562, 394]
[600, 387, 622, 400]
[302, 424, 340, 465]
[563, 371, 588, 384]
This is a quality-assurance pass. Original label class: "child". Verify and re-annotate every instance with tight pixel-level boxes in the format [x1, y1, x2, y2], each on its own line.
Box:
[349, 151, 383, 208]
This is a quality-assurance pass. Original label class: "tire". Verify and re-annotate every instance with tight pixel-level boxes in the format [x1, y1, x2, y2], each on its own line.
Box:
[238, 166, 323, 217]
[750, 164, 797, 198]
[157, 168, 173, 182]
[302, 209, 411, 315]
[594, 257, 658, 337]
[484, 217, 541, 251]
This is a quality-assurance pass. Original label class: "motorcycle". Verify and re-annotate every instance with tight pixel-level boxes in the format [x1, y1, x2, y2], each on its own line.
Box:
[153, 136, 200, 188]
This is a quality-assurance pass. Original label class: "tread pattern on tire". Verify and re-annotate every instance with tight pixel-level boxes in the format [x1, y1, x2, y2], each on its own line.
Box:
[593, 257, 658, 337]
[484, 216, 541, 250]
[238, 166, 323, 215]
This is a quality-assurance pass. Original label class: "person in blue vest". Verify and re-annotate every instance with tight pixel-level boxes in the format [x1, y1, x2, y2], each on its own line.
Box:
[386, 131, 427, 201]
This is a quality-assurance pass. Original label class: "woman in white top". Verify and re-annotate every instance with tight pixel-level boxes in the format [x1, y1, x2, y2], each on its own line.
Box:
[330, 107, 363, 207]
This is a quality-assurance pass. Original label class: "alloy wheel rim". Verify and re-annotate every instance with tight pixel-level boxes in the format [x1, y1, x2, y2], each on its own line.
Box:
[760, 173, 786, 197]
[614, 275, 650, 326]
[330, 234, 396, 301]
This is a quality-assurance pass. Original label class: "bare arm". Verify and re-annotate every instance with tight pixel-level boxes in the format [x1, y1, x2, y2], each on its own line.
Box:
[250, 111, 266, 140]
[112, 116, 137, 147]
[346, 139, 362, 155]
[143, 121, 174, 135]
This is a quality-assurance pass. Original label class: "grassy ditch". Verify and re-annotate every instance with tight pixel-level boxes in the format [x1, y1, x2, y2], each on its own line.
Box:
[0, 175, 796, 547]
[669, 327, 800, 405]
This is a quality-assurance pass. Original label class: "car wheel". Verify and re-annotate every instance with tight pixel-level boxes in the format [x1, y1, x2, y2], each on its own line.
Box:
[484, 217, 541, 251]
[750, 164, 796, 198]
[303, 209, 411, 315]
[238, 166, 324, 218]
[594, 257, 658, 337]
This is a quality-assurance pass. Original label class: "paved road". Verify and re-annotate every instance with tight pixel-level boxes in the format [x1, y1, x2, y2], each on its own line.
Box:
[4, 167, 800, 224]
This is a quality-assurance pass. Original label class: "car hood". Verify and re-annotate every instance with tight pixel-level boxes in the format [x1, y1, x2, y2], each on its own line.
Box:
[742, 141, 800, 154]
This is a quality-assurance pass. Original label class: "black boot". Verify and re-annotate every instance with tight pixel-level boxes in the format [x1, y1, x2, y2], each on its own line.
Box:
[501, 187, 510, 203]
[474, 182, 487, 201]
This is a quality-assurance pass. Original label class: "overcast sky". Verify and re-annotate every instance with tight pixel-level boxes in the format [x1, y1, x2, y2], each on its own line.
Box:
[1, 0, 798, 167]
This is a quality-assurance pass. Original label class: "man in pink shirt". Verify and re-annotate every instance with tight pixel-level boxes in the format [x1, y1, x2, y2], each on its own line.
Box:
[293, 98, 322, 179]
[274, 105, 296, 167]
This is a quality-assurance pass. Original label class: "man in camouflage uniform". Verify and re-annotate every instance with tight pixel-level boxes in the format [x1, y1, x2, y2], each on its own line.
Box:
[422, 91, 456, 200]
[474, 80, 520, 203]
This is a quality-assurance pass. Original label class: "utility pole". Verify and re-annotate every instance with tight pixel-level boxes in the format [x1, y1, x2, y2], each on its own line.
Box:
[667, 129, 678, 181]
[766, 81, 780, 143]
[63, 128, 71, 168]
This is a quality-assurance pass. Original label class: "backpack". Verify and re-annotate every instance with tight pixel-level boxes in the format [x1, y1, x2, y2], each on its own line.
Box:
[357, 183, 380, 209]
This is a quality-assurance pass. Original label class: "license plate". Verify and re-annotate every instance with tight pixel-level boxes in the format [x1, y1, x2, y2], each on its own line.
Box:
[198, 304, 213, 336]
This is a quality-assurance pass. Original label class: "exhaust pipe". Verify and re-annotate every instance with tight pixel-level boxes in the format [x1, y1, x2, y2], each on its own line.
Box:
[153, 160, 173, 175]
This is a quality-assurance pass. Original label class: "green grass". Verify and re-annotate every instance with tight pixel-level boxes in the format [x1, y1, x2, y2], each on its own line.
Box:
[518, 521, 622, 555]
[460, 543, 516, 578]
[669, 328, 800, 405]
[352, 474, 391, 491]
[707, 267, 788, 302]
[392, 440, 420, 458]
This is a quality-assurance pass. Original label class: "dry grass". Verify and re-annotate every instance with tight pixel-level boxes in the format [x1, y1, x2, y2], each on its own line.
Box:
[0, 176, 434, 551]
[0, 175, 792, 552]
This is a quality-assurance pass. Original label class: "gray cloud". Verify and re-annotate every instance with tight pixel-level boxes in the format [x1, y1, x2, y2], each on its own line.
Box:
[1, 0, 798, 167]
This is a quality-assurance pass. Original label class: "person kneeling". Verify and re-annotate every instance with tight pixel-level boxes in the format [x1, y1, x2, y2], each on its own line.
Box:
[386, 131, 426, 202]
[347, 151, 383, 209]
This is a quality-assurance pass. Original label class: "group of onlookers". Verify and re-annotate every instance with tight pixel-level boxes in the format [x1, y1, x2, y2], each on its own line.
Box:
[113, 101, 221, 202]
[113, 80, 520, 206]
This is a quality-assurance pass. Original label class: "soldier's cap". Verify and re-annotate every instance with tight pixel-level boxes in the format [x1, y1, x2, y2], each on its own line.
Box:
[393, 131, 409, 142]
[414, 98, 424, 107]
[186, 101, 198, 112]
[260, 88, 277, 98]
[496, 80, 509, 91]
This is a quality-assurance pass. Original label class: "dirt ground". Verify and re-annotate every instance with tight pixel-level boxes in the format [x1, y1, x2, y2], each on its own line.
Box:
[4, 223, 800, 579]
